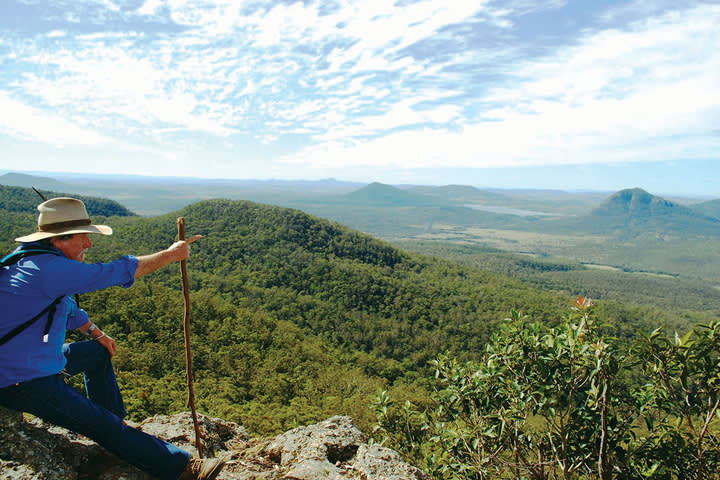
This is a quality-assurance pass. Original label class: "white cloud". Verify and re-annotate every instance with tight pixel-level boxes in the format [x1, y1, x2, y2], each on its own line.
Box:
[0, 93, 110, 146]
[1, 0, 717, 184]
[285, 3, 720, 170]
[14, 32, 241, 137]
[136, 0, 164, 16]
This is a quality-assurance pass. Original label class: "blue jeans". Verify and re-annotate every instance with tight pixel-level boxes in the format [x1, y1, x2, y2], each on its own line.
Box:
[0, 340, 191, 479]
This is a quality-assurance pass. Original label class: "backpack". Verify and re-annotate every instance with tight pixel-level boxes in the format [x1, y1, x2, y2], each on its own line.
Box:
[0, 248, 65, 347]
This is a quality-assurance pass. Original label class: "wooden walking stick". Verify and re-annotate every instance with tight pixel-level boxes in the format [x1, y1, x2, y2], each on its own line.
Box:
[177, 217, 203, 457]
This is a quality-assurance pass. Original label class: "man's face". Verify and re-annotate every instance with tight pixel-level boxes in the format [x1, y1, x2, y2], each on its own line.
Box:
[51, 233, 93, 262]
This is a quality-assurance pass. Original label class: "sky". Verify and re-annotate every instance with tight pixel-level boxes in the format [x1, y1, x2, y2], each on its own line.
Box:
[0, 0, 719, 196]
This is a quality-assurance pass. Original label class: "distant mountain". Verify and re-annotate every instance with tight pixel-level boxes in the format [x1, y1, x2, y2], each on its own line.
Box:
[539, 187, 720, 237]
[340, 182, 452, 207]
[590, 188, 695, 217]
[0, 172, 69, 191]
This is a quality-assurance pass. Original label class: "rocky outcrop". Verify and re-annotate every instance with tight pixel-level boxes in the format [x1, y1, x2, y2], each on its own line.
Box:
[0, 407, 429, 480]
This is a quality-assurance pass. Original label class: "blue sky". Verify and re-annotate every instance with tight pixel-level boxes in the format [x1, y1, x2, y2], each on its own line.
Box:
[1, 0, 718, 196]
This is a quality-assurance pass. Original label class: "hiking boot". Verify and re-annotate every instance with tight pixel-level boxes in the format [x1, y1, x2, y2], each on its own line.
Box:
[178, 456, 227, 480]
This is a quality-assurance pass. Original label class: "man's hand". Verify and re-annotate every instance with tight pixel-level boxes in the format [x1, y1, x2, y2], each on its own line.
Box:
[167, 234, 203, 262]
[97, 333, 117, 357]
[134, 234, 203, 278]
[77, 321, 117, 357]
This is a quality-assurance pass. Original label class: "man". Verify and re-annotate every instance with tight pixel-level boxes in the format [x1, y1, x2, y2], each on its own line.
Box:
[0, 197, 227, 480]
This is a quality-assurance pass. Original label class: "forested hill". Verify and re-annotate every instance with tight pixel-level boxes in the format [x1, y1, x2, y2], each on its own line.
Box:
[0, 194, 676, 436]
[0, 184, 136, 217]
[92, 198, 570, 349]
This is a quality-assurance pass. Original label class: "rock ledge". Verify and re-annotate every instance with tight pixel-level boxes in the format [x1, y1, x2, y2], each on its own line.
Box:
[0, 407, 429, 480]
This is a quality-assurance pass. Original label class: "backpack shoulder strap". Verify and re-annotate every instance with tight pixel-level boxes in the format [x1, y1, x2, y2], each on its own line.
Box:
[0, 295, 65, 347]
[1, 248, 61, 268]
[1, 247, 66, 347]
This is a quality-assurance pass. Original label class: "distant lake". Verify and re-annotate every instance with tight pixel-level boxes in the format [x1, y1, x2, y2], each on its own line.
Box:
[463, 204, 561, 217]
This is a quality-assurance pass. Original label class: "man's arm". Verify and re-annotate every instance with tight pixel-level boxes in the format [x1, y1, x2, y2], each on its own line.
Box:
[134, 235, 202, 279]
[73, 235, 202, 357]
[77, 320, 117, 357]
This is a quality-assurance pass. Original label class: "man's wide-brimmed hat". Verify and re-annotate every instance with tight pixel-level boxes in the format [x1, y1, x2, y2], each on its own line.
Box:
[15, 197, 113, 243]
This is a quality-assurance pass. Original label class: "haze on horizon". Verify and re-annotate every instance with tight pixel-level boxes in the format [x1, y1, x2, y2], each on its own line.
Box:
[0, 1, 718, 196]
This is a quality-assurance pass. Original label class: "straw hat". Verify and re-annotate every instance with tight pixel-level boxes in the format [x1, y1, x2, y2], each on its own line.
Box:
[15, 197, 113, 243]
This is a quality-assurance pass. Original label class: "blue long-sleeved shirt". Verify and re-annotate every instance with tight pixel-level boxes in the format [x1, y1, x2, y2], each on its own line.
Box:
[0, 243, 138, 388]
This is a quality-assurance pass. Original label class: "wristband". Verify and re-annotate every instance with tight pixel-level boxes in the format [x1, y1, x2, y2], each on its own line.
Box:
[94, 332, 107, 342]
[86, 323, 97, 335]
